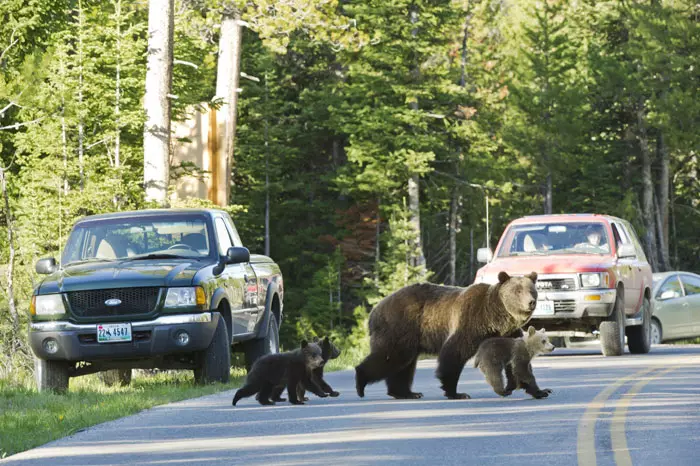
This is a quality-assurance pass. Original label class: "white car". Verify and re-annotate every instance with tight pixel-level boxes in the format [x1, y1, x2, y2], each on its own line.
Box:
[650, 271, 700, 344]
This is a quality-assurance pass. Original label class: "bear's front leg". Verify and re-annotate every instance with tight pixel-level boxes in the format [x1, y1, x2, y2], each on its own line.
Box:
[436, 337, 470, 399]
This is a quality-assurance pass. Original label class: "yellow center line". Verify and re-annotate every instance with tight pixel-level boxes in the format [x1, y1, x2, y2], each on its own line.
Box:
[611, 365, 682, 466]
[577, 366, 659, 466]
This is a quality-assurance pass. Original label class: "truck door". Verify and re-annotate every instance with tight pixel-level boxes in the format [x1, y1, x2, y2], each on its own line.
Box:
[214, 217, 247, 336]
[611, 222, 639, 314]
[222, 215, 261, 333]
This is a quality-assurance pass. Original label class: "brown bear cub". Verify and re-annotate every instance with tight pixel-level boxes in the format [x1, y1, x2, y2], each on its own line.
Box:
[473, 326, 555, 399]
[355, 271, 538, 400]
[268, 336, 342, 402]
[231, 341, 327, 406]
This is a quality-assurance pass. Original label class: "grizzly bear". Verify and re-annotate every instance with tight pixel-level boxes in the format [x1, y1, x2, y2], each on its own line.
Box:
[232, 341, 327, 406]
[268, 336, 341, 402]
[355, 271, 538, 400]
[473, 326, 555, 399]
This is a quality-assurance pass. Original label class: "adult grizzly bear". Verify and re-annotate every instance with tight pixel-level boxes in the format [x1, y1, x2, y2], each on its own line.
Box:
[355, 271, 538, 400]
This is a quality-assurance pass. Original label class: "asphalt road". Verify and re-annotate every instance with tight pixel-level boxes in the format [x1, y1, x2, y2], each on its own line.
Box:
[4, 344, 700, 466]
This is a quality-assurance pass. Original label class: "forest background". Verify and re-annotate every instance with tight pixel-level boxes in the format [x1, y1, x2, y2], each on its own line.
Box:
[0, 0, 698, 383]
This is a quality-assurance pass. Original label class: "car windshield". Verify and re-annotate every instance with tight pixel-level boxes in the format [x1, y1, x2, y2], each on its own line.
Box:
[61, 215, 212, 265]
[497, 222, 611, 257]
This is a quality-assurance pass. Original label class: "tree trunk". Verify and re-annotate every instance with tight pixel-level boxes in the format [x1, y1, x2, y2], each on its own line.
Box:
[448, 188, 461, 285]
[0, 167, 20, 336]
[143, 0, 174, 205]
[77, 0, 85, 190]
[114, 0, 122, 168]
[544, 169, 553, 214]
[407, 6, 425, 270]
[214, 9, 244, 206]
[375, 197, 381, 288]
[655, 131, 670, 270]
[636, 105, 658, 271]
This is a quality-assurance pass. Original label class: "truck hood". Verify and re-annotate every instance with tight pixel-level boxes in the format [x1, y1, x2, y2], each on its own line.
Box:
[477, 255, 615, 282]
[37, 260, 206, 294]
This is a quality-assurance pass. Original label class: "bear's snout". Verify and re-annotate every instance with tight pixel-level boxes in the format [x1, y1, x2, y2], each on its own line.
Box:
[528, 299, 537, 311]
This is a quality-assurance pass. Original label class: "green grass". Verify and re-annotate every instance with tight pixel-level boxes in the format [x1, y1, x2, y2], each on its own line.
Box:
[0, 350, 368, 459]
[0, 369, 246, 459]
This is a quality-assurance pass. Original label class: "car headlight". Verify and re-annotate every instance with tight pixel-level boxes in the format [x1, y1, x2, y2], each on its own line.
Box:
[164, 287, 207, 309]
[580, 272, 609, 288]
[31, 294, 67, 316]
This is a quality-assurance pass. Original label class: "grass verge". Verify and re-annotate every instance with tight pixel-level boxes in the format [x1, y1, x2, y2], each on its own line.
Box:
[0, 369, 246, 459]
[0, 350, 367, 459]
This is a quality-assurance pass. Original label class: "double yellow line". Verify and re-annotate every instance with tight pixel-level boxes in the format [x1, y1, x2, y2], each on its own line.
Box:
[577, 365, 682, 466]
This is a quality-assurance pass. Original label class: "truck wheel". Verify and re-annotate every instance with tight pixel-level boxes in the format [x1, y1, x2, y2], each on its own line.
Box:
[34, 357, 70, 394]
[99, 369, 132, 387]
[194, 315, 231, 385]
[600, 289, 625, 357]
[243, 315, 279, 372]
[626, 296, 652, 354]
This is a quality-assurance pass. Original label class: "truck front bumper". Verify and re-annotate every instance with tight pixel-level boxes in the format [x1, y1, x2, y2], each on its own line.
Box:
[28, 312, 219, 361]
[531, 289, 617, 321]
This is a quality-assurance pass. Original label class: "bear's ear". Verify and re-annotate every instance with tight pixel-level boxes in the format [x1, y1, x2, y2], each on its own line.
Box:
[301, 340, 308, 348]
[527, 326, 536, 337]
[323, 336, 330, 344]
[498, 271, 511, 284]
[527, 271, 538, 282]
[539, 328, 546, 334]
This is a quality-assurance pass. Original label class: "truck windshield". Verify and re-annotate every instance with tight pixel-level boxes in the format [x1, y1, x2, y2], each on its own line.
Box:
[497, 222, 611, 257]
[62, 215, 212, 265]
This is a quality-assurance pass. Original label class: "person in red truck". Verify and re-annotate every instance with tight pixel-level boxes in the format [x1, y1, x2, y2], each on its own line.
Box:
[474, 214, 653, 356]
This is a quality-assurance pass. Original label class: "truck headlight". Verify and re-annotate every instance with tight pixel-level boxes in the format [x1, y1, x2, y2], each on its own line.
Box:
[580, 272, 609, 288]
[164, 287, 207, 309]
[31, 294, 67, 316]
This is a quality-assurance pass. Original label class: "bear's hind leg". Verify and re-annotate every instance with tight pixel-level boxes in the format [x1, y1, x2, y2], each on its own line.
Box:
[355, 351, 395, 397]
[483, 365, 510, 397]
[232, 383, 259, 406]
[386, 355, 423, 399]
[256, 383, 276, 405]
[503, 364, 516, 396]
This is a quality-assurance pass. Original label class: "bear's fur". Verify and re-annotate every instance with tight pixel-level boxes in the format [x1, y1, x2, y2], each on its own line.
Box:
[232, 341, 327, 406]
[473, 326, 555, 399]
[268, 336, 342, 402]
[355, 271, 538, 400]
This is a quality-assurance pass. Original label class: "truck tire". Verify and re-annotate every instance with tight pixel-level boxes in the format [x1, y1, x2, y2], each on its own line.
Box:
[626, 296, 652, 354]
[243, 314, 279, 372]
[194, 315, 231, 384]
[600, 289, 625, 357]
[34, 357, 70, 394]
[99, 369, 132, 387]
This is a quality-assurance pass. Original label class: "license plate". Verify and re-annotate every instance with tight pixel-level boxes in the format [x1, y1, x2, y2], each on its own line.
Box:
[97, 323, 132, 343]
[534, 301, 555, 316]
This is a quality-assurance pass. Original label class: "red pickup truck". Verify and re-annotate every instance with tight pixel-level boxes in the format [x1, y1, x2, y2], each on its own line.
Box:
[474, 214, 653, 356]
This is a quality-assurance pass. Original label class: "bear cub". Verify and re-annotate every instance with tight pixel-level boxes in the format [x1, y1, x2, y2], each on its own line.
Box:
[473, 326, 555, 399]
[267, 336, 342, 402]
[232, 341, 328, 406]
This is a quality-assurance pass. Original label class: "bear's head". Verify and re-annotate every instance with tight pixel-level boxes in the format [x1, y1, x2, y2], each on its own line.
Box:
[497, 271, 538, 326]
[320, 336, 341, 362]
[301, 340, 326, 370]
[522, 325, 556, 357]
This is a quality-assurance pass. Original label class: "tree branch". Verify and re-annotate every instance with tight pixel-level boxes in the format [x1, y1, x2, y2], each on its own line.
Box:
[0, 29, 18, 63]
[0, 116, 45, 131]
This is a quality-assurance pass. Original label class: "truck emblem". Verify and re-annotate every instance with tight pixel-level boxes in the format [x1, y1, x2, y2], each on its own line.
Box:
[105, 298, 122, 307]
[537, 281, 553, 289]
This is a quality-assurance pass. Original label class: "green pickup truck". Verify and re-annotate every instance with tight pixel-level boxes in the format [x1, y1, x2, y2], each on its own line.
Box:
[29, 209, 284, 393]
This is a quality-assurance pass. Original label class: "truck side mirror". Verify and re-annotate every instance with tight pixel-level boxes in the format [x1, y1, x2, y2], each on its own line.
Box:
[36, 257, 58, 275]
[617, 243, 636, 259]
[477, 248, 493, 263]
[225, 246, 250, 264]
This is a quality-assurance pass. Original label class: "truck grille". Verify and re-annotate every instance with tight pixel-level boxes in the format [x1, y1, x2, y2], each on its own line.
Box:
[554, 300, 576, 312]
[537, 278, 577, 291]
[67, 288, 161, 318]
